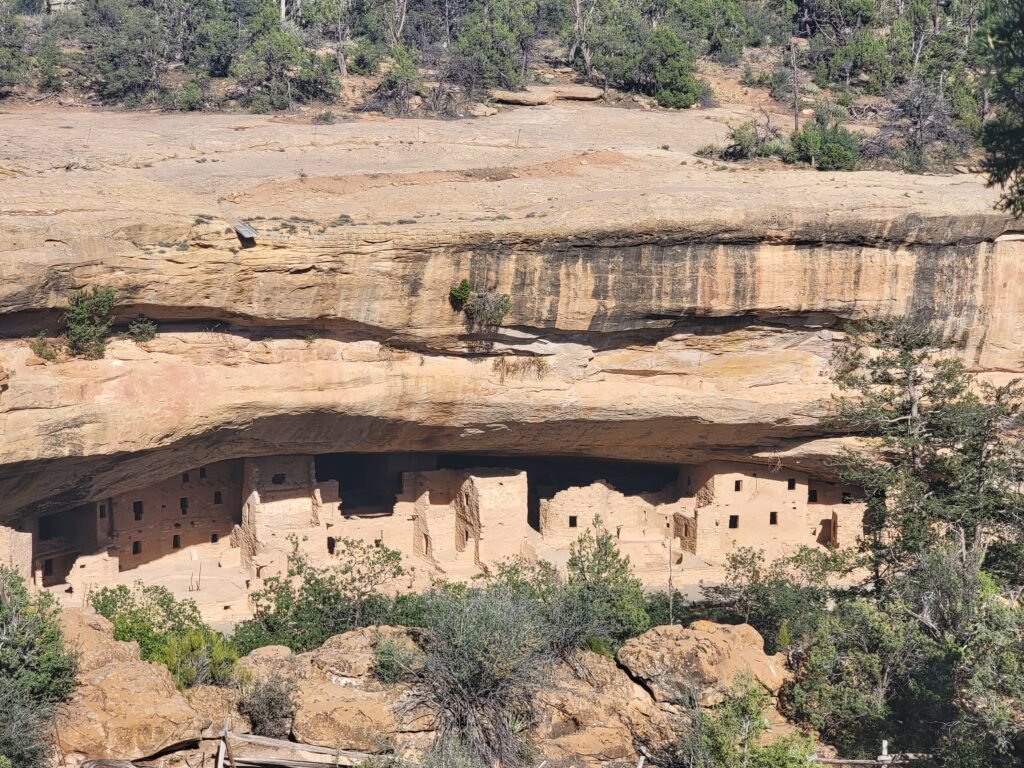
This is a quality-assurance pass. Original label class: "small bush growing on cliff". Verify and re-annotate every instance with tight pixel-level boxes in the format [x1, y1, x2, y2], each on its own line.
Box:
[0, 567, 78, 768]
[449, 279, 472, 310]
[464, 291, 511, 329]
[237, 676, 297, 739]
[29, 331, 58, 361]
[64, 286, 117, 359]
[127, 314, 158, 343]
[371, 636, 422, 684]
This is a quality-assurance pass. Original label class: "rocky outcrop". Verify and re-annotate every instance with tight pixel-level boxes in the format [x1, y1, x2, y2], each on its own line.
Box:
[56, 610, 206, 765]
[617, 621, 789, 707]
[55, 613, 793, 767]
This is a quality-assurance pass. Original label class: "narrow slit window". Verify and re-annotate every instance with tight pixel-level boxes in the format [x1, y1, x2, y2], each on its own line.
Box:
[180, 497, 189, 515]
[770, 511, 778, 525]
[199, 467, 207, 479]
[133, 501, 143, 521]
[99, 504, 107, 519]
[172, 535, 181, 549]
[734, 480, 742, 492]
[213, 490, 223, 505]
[728, 515, 739, 529]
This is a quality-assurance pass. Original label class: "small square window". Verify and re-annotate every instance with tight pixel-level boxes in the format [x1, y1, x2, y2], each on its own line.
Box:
[728, 515, 739, 529]
[133, 501, 143, 521]
[172, 535, 181, 549]
[842, 492, 853, 504]
[182, 472, 190, 483]
[271, 473, 286, 485]
[770, 511, 778, 525]
[734, 480, 742, 492]
[180, 497, 189, 515]
[210, 533, 219, 544]
[199, 467, 207, 479]
[568, 515, 578, 528]
[787, 478, 796, 491]
[132, 541, 142, 555]
[213, 490, 223, 505]
[808, 489, 818, 503]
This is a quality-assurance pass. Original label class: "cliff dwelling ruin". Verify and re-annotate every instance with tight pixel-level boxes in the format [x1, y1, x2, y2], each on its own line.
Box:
[0, 451, 864, 605]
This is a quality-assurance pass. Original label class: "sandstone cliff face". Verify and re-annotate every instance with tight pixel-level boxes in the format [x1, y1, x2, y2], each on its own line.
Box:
[0, 105, 1021, 521]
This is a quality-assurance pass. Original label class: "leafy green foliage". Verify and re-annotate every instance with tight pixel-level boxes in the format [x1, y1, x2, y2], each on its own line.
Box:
[0, 567, 78, 768]
[0, 0, 28, 96]
[567, 526, 650, 646]
[127, 314, 158, 342]
[364, 45, 421, 115]
[233, 28, 340, 111]
[90, 583, 204, 658]
[371, 635, 422, 683]
[982, 0, 1024, 215]
[448, 278, 472, 309]
[464, 291, 512, 328]
[64, 285, 116, 359]
[232, 537, 408, 654]
[29, 331, 57, 361]
[785, 102, 861, 170]
[156, 628, 239, 688]
[664, 675, 815, 768]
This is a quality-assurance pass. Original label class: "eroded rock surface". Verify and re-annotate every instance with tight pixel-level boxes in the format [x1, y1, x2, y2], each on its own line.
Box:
[617, 621, 789, 707]
[56, 610, 206, 765]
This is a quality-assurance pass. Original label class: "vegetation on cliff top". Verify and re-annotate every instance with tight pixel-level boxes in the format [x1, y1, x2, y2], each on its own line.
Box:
[0, 0, 1010, 173]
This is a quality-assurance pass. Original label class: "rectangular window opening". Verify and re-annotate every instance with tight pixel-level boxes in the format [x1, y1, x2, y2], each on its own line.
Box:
[568, 515, 578, 528]
[132, 541, 142, 555]
[180, 497, 189, 515]
[199, 467, 207, 479]
[213, 490, 223, 505]
[133, 501, 143, 521]
[728, 514, 739, 529]
[210, 533, 219, 544]
[734, 480, 742, 492]
[43, 558, 54, 576]
[842, 492, 853, 504]
[787, 478, 796, 491]
[172, 535, 181, 549]
[770, 511, 778, 525]
[182, 472, 190, 483]
[808, 489, 818, 503]
[99, 504, 107, 519]
[271, 473, 286, 485]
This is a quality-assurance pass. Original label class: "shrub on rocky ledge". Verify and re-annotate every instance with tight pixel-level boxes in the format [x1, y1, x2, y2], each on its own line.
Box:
[237, 676, 297, 739]
[64, 286, 117, 359]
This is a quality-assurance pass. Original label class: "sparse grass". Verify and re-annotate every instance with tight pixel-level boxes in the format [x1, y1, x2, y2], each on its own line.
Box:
[465, 292, 511, 329]
[329, 214, 354, 227]
[29, 332, 58, 362]
[492, 355, 549, 383]
[304, 331, 318, 347]
[462, 167, 516, 181]
[313, 110, 336, 125]
[176, 241, 189, 251]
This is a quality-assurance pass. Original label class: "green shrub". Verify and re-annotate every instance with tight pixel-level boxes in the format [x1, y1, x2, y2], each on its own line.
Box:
[567, 527, 650, 647]
[0, 0, 28, 96]
[127, 314, 157, 342]
[29, 331, 57, 361]
[35, 41, 62, 93]
[464, 291, 511, 328]
[449, 278, 472, 309]
[64, 286, 116, 359]
[788, 121, 861, 171]
[175, 80, 204, 111]
[0, 567, 78, 768]
[347, 37, 382, 76]
[156, 628, 238, 689]
[90, 583, 205, 661]
[365, 45, 422, 116]
[0, 755, 12, 768]
[233, 538, 406, 654]
[237, 676, 296, 739]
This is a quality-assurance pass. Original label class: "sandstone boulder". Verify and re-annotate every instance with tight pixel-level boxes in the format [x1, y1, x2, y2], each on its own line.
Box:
[491, 88, 555, 106]
[617, 621, 789, 707]
[57, 609, 205, 765]
[535, 651, 675, 765]
[554, 85, 604, 101]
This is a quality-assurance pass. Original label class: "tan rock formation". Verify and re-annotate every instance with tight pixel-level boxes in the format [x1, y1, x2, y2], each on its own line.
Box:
[56, 610, 206, 765]
[0, 102, 1020, 548]
[617, 622, 789, 707]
